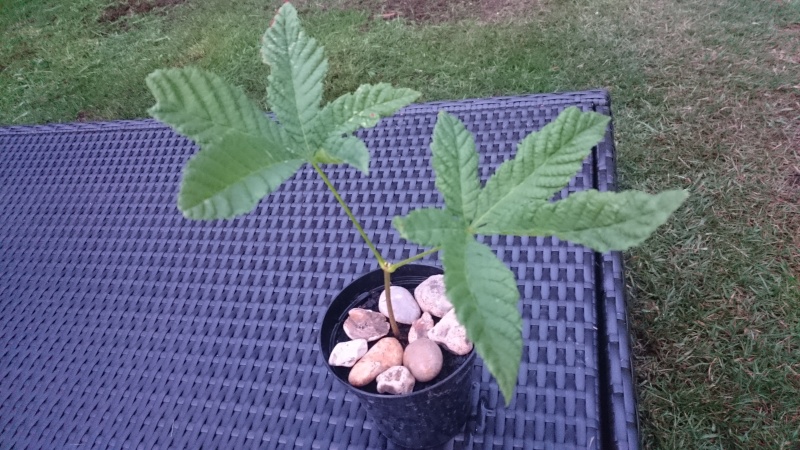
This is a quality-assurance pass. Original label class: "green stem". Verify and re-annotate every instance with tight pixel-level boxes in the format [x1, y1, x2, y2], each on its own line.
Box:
[311, 162, 440, 339]
[382, 265, 400, 337]
[388, 247, 441, 272]
[311, 162, 386, 266]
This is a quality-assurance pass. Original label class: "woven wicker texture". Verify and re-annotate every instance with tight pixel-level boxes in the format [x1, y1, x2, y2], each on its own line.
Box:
[0, 91, 638, 449]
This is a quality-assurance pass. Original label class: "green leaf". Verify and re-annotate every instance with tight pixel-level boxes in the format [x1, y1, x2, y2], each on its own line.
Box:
[178, 130, 303, 220]
[473, 107, 610, 229]
[392, 208, 465, 247]
[317, 83, 420, 136]
[146, 68, 288, 148]
[313, 136, 370, 174]
[478, 189, 688, 252]
[261, 3, 327, 156]
[442, 233, 522, 405]
[310, 83, 419, 172]
[430, 112, 482, 222]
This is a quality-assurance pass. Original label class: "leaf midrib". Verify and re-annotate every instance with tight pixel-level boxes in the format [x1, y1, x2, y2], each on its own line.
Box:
[186, 159, 301, 210]
[275, 24, 318, 157]
[470, 125, 572, 228]
[478, 198, 644, 236]
[460, 239, 516, 339]
[155, 93, 269, 146]
[458, 241, 520, 390]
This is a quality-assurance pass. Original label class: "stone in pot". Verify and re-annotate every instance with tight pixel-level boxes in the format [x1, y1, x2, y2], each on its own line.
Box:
[328, 339, 368, 367]
[378, 286, 421, 324]
[376, 366, 416, 395]
[403, 338, 443, 383]
[343, 308, 390, 342]
[348, 337, 403, 387]
[414, 274, 453, 318]
[408, 312, 434, 344]
[428, 309, 473, 355]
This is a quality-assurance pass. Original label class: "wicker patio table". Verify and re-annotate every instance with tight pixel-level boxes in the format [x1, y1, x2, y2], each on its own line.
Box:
[0, 90, 638, 449]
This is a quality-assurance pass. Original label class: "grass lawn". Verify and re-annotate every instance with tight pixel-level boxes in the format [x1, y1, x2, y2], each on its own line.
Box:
[2, 0, 798, 447]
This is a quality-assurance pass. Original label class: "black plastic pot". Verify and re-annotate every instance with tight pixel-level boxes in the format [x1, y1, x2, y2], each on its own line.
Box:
[320, 264, 476, 449]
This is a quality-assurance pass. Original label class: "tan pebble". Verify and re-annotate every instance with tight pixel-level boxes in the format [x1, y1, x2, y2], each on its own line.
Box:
[403, 338, 443, 382]
[348, 337, 403, 386]
[427, 309, 473, 355]
[328, 339, 368, 367]
[414, 275, 453, 318]
[343, 308, 390, 342]
[408, 312, 434, 344]
[376, 366, 415, 395]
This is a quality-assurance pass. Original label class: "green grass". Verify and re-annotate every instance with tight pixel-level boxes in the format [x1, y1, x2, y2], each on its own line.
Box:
[2, 0, 799, 447]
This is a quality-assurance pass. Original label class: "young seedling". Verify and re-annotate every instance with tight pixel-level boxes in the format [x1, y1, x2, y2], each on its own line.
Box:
[146, 3, 686, 404]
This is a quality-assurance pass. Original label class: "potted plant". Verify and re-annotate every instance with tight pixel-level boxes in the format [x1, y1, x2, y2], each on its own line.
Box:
[145, 3, 686, 447]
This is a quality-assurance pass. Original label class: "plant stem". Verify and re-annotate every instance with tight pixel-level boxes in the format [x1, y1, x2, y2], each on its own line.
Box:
[311, 163, 442, 339]
[311, 162, 386, 267]
[382, 264, 400, 337]
[388, 247, 441, 272]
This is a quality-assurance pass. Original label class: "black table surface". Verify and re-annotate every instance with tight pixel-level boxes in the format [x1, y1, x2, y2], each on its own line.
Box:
[0, 90, 639, 449]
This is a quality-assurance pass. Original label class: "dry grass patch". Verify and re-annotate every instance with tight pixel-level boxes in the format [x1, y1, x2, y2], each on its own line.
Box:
[296, 0, 541, 24]
[771, 23, 800, 64]
[100, 0, 187, 23]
